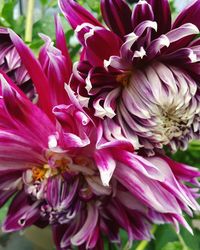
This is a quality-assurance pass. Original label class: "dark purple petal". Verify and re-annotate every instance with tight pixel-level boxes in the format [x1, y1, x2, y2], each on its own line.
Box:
[58, 0, 102, 30]
[101, 0, 132, 37]
[106, 199, 133, 245]
[146, 34, 170, 59]
[2, 191, 40, 232]
[0, 28, 35, 99]
[86, 225, 99, 249]
[147, 0, 171, 36]
[0, 172, 21, 207]
[161, 48, 199, 65]
[83, 27, 122, 66]
[46, 176, 78, 208]
[132, 0, 154, 29]
[163, 23, 199, 53]
[52, 224, 69, 249]
[173, 0, 200, 30]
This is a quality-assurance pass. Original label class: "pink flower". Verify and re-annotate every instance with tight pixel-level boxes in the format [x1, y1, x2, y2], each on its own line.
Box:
[0, 17, 200, 250]
[59, 0, 200, 155]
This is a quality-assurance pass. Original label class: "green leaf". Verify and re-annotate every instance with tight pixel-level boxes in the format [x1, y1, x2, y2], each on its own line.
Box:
[0, 198, 12, 224]
[161, 242, 183, 250]
[0, 0, 5, 15]
[86, 0, 100, 12]
[40, 0, 48, 6]
[1, 0, 17, 26]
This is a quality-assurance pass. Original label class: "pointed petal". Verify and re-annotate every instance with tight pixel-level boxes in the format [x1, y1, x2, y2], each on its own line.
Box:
[114, 150, 164, 181]
[148, 157, 200, 212]
[147, 0, 171, 36]
[83, 26, 121, 66]
[106, 199, 133, 244]
[0, 172, 21, 207]
[0, 73, 54, 149]
[58, 0, 102, 30]
[115, 163, 182, 214]
[101, 0, 132, 37]
[173, 0, 200, 30]
[2, 191, 40, 232]
[8, 29, 53, 119]
[164, 23, 199, 53]
[94, 148, 116, 186]
[132, 0, 154, 29]
[55, 14, 72, 82]
[39, 34, 69, 106]
[96, 123, 134, 152]
[71, 204, 98, 246]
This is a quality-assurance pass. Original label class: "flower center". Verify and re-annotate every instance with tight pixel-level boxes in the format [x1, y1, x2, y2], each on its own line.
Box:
[161, 109, 188, 139]
[115, 62, 200, 153]
[32, 165, 48, 181]
[116, 72, 131, 87]
[31, 164, 64, 181]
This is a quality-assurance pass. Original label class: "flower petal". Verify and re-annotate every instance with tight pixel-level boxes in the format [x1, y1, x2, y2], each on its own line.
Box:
[132, 0, 154, 29]
[115, 163, 182, 214]
[173, 0, 200, 30]
[71, 204, 98, 246]
[147, 0, 171, 36]
[83, 27, 122, 66]
[101, 0, 132, 37]
[0, 73, 55, 149]
[55, 14, 72, 82]
[94, 148, 116, 186]
[8, 30, 53, 119]
[2, 191, 40, 232]
[39, 34, 69, 106]
[58, 0, 102, 30]
[0, 172, 21, 207]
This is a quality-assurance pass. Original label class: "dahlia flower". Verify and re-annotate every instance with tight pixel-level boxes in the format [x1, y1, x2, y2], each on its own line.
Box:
[59, 0, 200, 154]
[0, 17, 200, 250]
[0, 28, 35, 100]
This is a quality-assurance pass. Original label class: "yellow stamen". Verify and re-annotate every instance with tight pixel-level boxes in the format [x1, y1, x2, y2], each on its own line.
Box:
[32, 166, 47, 181]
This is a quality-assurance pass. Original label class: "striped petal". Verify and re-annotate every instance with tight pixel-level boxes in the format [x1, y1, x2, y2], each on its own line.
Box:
[101, 0, 132, 37]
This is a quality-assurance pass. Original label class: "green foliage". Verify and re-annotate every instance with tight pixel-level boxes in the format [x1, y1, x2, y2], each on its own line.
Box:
[161, 242, 184, 250]
[0, 0, 17, 27]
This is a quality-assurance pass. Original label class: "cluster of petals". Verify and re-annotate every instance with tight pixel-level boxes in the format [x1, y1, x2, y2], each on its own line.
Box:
[0, 28, 35, 100]
[0, 1, 200, 250]
[59, 0, 200, 154]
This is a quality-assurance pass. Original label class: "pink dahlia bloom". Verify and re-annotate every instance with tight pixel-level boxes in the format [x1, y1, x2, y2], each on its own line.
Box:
[0, 17, 200, 250]
[0, 28, 35, 100]
[59, 0, 200, 154]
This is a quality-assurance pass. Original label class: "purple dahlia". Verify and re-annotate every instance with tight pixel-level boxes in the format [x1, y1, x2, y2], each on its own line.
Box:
[59, 0, 200, 154]
[0, 18, 200, 250]
[0, 28, 35, 100]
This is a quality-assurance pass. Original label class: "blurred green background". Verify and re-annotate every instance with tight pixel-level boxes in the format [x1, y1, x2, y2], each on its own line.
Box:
[0, 0, 200, 249]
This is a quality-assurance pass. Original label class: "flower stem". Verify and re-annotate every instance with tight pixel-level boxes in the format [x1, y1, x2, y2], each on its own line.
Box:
[25, 0, 35, 43]
[135, 225, 157, 250]
[177, 232, 190, 250]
